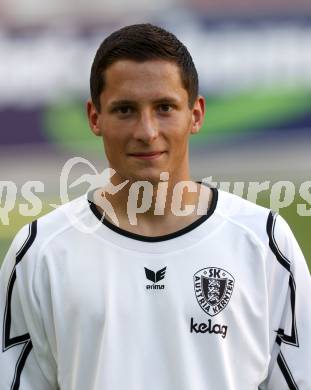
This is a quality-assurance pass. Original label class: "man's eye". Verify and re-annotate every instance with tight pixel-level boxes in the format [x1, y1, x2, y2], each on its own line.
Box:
[158, 104, 173, 113]
[116, 106, 133, 115]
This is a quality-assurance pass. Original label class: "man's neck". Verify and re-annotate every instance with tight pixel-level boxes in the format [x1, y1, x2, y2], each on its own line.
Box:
[93, 179, 213, 237]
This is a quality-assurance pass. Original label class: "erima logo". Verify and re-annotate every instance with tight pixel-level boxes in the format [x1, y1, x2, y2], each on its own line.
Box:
[194, 267, 235, 317]
[190, 317, 228, 339]
[144, 267, 166, 290]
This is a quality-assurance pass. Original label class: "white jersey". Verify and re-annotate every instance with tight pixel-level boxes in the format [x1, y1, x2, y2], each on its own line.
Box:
[1, 188, 311, 390]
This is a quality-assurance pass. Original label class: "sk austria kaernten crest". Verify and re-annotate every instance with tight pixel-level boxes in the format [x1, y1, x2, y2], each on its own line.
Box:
[194, 267, 235, 317]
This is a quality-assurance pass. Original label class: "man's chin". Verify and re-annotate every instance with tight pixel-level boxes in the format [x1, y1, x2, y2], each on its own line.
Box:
[125, 170, 166, 185]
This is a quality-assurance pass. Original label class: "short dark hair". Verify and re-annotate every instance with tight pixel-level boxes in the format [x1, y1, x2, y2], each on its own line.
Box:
[90, 23, 199, 111]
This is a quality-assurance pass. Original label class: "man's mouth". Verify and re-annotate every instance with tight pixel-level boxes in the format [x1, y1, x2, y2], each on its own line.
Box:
[128, 151, 165, 160]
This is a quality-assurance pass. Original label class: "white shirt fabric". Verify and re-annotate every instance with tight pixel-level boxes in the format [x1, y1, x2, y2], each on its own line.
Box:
[0, 188, 310, 390]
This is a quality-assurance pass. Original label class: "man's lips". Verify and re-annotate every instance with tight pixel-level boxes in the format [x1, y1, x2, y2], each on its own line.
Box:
[128, 151, 165, 160]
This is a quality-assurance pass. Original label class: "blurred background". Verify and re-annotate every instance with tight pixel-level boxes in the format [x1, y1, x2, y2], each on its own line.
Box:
[0, 0, 310, 268]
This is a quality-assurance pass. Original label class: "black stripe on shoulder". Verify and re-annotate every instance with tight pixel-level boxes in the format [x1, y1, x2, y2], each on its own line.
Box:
[276, 273, 299, 348]
[277, 351, 299, 390]
[16, 220, 37, 265]
[266, 211, 299, 348]
[267, 211, 299, 347]
[2, 221, 37, 389]
[267, 212, 300, 387]
[266, 211, 290, 272]
[11, 340, 33, 390]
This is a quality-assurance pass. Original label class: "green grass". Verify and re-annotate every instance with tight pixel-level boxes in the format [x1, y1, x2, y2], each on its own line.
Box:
[0, 199, 55, 263]
[0, 195, 310, 271]
[0, 239, 10, 264]
[198, 88, 311, 142]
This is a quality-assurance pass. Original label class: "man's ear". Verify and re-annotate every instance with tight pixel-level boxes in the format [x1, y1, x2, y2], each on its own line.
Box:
[190, 95, 205, 135]
[87, 99, 101, 136]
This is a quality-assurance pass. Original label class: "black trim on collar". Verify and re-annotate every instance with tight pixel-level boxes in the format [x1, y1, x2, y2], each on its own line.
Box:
[88, 185, 218, 242]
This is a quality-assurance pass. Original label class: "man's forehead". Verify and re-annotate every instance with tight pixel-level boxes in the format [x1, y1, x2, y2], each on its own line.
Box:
[101, 59, 187, 104]
[104, 59, 183, 87]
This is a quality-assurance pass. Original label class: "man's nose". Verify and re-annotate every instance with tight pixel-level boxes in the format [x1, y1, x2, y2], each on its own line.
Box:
[133, 110, 159, 144]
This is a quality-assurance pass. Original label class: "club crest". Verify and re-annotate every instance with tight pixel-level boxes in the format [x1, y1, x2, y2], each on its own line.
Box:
[194, 267, 235, 317]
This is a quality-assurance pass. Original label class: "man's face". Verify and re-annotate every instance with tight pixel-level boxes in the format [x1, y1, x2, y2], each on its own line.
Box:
[87, 59, 205, 184]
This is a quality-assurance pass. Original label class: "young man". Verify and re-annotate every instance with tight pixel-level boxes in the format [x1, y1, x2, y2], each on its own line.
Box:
[0, 24, 310, 390]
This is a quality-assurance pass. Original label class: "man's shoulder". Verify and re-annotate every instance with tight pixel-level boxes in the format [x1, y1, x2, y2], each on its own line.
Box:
[15, 194, 92, 255]
[215, 189, 303, 267]
[215, 189, 271, 244]
[216, 189, 270, 216]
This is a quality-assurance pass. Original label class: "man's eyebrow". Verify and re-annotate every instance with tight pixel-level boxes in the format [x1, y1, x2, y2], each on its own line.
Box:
[108, 100, 136, 108]
[108, 97, 180, 108]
